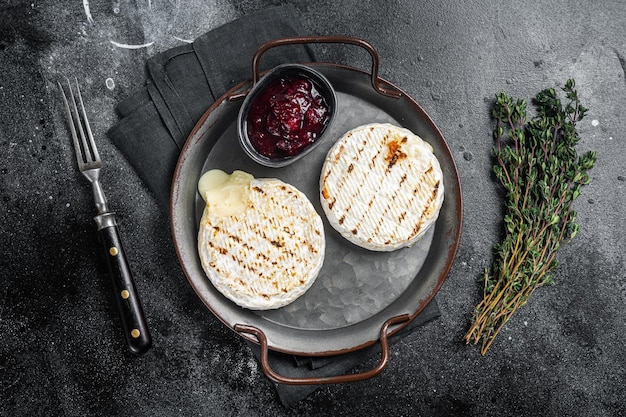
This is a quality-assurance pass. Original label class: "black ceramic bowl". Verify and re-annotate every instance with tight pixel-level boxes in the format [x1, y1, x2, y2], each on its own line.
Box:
[237, 64, 337, 168]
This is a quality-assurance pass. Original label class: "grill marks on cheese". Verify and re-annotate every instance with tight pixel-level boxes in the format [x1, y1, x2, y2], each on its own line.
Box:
[320, 123, 444, 251]
[198, 178, 324, 310]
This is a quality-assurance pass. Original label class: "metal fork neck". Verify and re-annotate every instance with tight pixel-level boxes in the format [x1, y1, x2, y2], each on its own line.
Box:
[81, 168, 109, 213]
[91, 180, 109, 214]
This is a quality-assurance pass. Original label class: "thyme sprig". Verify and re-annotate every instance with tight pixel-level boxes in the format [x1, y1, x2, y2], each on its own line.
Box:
[464, 79, 596, 355]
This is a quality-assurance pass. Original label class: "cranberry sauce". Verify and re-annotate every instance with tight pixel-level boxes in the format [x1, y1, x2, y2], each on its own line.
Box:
[246, 75, 330, 159]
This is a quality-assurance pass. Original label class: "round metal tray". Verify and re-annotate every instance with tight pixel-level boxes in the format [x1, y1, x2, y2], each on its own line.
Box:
[170, 37, 462, 383]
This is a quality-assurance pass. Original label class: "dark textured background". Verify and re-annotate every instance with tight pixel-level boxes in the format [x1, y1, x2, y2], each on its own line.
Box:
[1, 1, 625, 416]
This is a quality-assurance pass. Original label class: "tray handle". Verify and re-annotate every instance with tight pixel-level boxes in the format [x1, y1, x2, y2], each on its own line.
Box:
[228, 35, 402, 101]
[234, 313, 411, 385]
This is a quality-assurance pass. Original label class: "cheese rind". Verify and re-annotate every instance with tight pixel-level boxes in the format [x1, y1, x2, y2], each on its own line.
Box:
[320, 123, 444, 251]
[198, 173, 325, 310]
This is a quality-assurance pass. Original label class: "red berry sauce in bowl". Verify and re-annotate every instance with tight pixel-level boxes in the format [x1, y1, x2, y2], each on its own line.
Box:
[238, 64, 336, 168]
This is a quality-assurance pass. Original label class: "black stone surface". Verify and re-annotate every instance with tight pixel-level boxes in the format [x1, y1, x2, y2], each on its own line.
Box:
[1, 1, 625, 416]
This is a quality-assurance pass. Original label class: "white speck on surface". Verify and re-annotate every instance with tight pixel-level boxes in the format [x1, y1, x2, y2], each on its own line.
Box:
[591, 119, 599, 127]
[83, 0, 94, 24]
[109, 40, 155, 49]
[173, 36, 193, 43]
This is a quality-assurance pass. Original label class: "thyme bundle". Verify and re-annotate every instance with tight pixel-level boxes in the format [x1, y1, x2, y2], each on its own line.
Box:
[465, 79, 596, 355]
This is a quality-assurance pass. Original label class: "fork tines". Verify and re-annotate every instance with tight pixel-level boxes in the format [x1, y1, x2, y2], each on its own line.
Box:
[58, 78, 101, 171]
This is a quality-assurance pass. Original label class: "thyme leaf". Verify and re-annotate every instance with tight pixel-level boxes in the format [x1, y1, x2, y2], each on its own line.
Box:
[464, 79, 596, 355]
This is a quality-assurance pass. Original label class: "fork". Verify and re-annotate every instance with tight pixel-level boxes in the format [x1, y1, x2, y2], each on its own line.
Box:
[59, 78, 151, 354]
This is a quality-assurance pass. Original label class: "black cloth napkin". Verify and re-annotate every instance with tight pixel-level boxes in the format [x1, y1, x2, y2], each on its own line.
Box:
[107, 5, 441, 407]
[107, 5, 314, 209]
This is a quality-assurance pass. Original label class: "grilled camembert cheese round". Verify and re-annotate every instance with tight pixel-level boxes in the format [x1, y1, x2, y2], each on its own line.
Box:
[320, 123, 444, 251]
[197, 170, 325, 310]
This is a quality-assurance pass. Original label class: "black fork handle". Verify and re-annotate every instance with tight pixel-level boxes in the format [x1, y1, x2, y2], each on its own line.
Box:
[95, 212, 152, 354]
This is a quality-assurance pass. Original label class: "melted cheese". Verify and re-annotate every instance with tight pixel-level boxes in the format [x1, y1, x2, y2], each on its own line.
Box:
[198, 169, 253, 217]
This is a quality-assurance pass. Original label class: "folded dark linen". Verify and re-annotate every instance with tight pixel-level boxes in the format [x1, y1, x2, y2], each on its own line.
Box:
[106, 4, 440, 407]
[108, 5, 314, 208]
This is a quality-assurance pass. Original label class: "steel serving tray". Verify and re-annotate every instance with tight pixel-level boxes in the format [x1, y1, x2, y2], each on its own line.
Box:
[170, 36, 462, 384]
